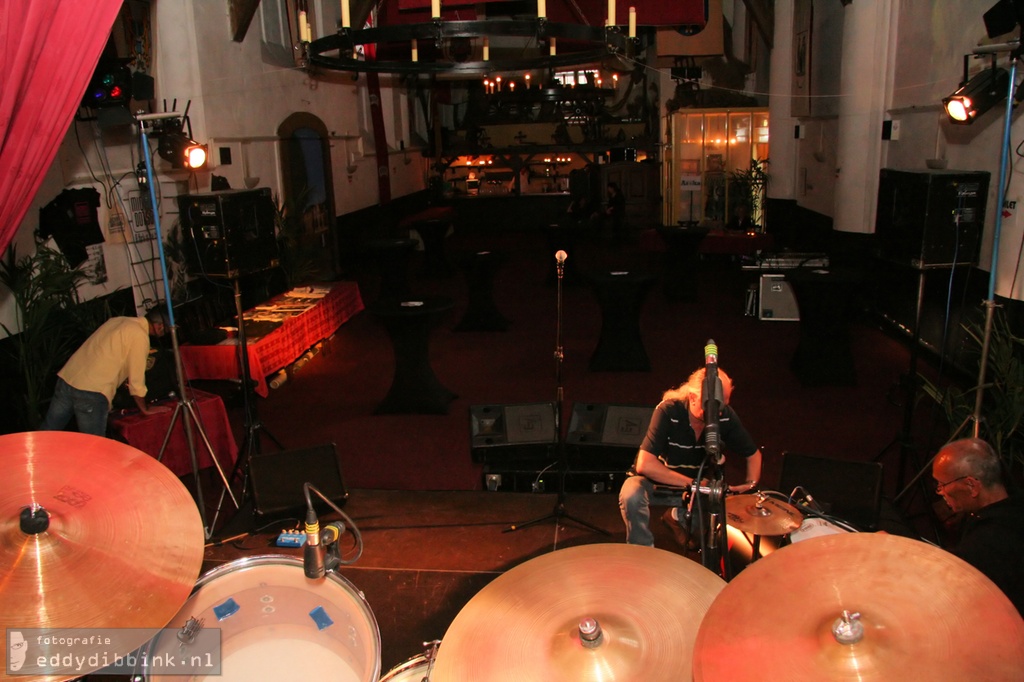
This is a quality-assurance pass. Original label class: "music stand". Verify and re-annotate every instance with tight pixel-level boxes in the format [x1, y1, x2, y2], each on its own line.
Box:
[137, 114, 237, 539]
[505, 252, 609, 535]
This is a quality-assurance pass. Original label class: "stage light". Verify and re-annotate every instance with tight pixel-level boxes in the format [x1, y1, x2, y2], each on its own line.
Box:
[81, 58, 133, 108]
[158, 132, 208, 170]
[943, 66, 1010, 124]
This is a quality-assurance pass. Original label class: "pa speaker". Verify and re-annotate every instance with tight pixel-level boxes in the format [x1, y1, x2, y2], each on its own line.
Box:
[178, 188, 280, 278]
[778, 452, 883, 531]
[567, 403, 653, 469]
[469, 403, 556, 464]
[249, 443, 348, 521]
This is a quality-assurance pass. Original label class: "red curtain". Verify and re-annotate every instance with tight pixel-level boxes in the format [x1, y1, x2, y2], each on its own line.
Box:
[0, 0, 124, 257]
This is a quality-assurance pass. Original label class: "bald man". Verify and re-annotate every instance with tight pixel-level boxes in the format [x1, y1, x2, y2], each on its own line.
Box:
[932, 438, 1024, 615]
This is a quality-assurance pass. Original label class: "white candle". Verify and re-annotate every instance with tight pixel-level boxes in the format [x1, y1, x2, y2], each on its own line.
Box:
[341, 0, 350, 28]
[628, 6, 636, 38]
[549, 37, 556, 56]
[525, 74, 531, 89]
[483, 37, 489, 61]
[496, 76, 502, 92]
[607, 0, 615, 27]
[412, 39, 418, 62]
[538, 0, 546, 19]
[299, 11, 308, 42]
[431, 0, 440, 18]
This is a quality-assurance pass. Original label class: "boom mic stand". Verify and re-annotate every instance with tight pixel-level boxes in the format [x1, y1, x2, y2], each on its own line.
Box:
[694, 346, 731, 580]
[505, 250, 609, 535]
[138, 114, 237, 539]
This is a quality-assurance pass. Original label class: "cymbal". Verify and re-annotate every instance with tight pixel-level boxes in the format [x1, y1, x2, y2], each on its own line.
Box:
[725, 493, 803, 535]
[431, 543, 726, 682]
[0, 431, 205, 680]
[693, 533, 1024, 681]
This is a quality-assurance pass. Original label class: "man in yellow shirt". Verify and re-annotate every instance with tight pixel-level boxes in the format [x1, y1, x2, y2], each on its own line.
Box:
[41, 308, 172, 436]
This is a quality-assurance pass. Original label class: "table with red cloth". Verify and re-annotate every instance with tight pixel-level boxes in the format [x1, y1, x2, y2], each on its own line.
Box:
[108, 389, 238, 478]
[699, 229, 775, 256]
[180, 281, 364, 397]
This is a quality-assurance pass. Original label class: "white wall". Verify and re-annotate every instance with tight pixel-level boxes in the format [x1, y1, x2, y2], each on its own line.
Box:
[0, 0, 426, 337]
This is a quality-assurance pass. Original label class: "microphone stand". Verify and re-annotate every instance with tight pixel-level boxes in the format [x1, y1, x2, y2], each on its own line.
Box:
[505, 253, 609, 535]
[695, 363, 731, 580]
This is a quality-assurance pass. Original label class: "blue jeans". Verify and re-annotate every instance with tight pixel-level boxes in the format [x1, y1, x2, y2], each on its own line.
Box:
[41, 378, 110, 436]
[619, 475, 702, 546]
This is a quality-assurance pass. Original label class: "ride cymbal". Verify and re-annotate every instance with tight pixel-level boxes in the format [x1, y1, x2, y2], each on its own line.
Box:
[692, 532, 1024, 681]
[0, 431, 205, 680]
[725, 493, 803, 535]
[431, 543, 726, 682]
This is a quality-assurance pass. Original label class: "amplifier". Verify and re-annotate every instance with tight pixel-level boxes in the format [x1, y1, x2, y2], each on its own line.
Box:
[483, 467, 626, 494]
[759, 274, 799, 321]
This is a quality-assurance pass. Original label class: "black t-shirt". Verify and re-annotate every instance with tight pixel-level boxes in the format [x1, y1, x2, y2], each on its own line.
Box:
[954, 495, 1024, 616]
[634, 397, 758, 478]
[38, 188, 104, 267]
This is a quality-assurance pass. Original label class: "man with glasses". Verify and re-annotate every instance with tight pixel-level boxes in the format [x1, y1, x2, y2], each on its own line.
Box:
[932, 437, 1024, 615]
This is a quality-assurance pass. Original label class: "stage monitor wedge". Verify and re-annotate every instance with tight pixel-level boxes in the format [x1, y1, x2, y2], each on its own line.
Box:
[469, 403, 557, 464]
[567, 403, 654, 470]
[249, 442, 348, 521]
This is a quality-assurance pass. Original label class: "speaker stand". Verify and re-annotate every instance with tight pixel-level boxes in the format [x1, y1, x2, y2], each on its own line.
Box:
[210, 275, 285, 535]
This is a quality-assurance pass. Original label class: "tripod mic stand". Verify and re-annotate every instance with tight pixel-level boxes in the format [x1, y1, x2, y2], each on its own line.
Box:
[505, 251, 609, 536]
[138, 114, 236, 539]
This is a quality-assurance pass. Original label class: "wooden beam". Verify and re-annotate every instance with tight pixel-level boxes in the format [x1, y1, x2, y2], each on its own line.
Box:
[740, 0, 774, 50]
[229, 0, 261, 42]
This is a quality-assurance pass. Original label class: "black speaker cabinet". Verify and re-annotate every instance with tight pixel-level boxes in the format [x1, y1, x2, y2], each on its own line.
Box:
[249, 443, 348, 521]
[778, 452, 883, 531]
[566, 403, 653, 469]
[177, 188, 280, 278]
[469, 403, 557, 464]
[875, 169, 989, 269]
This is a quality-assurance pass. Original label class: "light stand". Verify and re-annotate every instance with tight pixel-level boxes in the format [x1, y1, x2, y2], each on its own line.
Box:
[894, 48, 1020, 504]
[505, 251, 609, 535]
[137, 113, 238, 538]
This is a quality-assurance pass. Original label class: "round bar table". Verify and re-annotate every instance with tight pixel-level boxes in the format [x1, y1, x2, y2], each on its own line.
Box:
[454, 250, 510, 332]
[370, 296, 457, 414]
[587, 269, 657, 372]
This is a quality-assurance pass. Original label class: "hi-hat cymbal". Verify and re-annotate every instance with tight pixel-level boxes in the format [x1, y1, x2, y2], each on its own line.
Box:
[0, 431, 205, 680]
[725, 493, 803, 535]
[692, 533, 1024, 681]
[431, 543, 726, 682]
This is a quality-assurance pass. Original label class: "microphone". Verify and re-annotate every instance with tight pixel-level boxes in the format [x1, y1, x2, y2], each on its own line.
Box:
[303, 508, 325, 579]
[555, 250, 568, 264]
[703, 339, 724, 465]
[322, 521, 345, 545]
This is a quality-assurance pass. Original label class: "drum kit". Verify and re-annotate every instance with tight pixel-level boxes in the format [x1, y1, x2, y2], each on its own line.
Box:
[3, 433, 1023, 681]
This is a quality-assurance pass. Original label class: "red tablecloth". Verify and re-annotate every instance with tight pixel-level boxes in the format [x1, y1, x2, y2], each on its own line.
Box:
[699, 229, 775, 256]
[109, 389, 238, 478]
[179, 281, 364, 397]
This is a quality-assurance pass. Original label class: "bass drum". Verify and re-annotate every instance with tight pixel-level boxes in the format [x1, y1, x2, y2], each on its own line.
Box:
[148, 555, 380, 682]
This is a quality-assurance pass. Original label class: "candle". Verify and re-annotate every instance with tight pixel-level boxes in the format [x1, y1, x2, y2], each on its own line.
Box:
[549, 37, 556, 56]
[509, 81, 515, 91]
[341, 0, 350, 28]
[483, 37, 489, 61]
[412, 39, 418, 62]
[628, 6, 636, 38]
[299, 11, 308, 42]
[538, 0, 546, 19]
[496, 76, 502, 92]
[431, 0, 440, 18]
[607, 0, 615, 27]
[525, 74, 531, 89]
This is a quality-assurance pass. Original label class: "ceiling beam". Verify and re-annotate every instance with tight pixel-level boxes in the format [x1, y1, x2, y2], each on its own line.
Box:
[229, 0, 261, 42]
[740, 0, 774, 50]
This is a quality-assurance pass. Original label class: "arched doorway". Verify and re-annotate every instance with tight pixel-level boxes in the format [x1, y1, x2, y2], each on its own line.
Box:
[277, 113, 339, 280]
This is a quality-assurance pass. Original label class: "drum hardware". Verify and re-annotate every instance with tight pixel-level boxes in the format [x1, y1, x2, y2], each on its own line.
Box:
[431, 543, 726, 681]
[177, 617, 205, 645]
[0, 431, 205, 678]
[381, 640, 441, 682]
[692, 533, 1024, 681]
[725, 492, 804, 536]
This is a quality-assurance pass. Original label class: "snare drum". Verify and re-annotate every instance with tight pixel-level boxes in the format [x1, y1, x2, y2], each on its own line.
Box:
[380, 653, 432, 681]
[147, 555, 380, 681]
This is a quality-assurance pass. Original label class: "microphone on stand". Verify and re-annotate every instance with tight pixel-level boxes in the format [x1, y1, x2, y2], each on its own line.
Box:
[703, 339, 724, 465]
[555, 250, 568, 264]
[303, 507, 325, 579]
